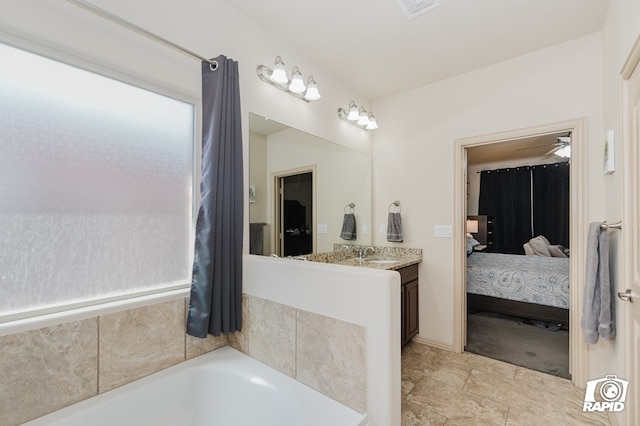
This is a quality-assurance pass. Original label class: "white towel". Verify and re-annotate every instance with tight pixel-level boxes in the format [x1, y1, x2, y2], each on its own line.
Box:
[387, 212, 403, 242]
[581, 222, 615, 344]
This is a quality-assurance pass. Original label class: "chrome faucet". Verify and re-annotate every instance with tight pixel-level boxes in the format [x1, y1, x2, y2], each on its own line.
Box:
[358, 246, 376, 259]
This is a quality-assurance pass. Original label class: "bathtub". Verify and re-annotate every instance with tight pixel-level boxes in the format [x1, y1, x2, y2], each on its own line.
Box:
[25, 346, 369, 426]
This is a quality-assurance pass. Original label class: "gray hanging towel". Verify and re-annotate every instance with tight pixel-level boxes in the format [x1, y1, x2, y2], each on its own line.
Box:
[340, 213, 357, 240]
[249, 223, 264, 255]
[387, 212, 403, 242]
[581, 222, 615, 344]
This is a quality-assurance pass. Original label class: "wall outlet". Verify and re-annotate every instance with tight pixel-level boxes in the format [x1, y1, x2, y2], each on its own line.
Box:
[317, 224, 328, 234]
[362, 224, 369, 235]
[379, 224, 386, 235]
[434, 225, 452, 238]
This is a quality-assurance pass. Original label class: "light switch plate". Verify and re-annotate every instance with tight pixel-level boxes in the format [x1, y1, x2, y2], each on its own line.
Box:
[317, 224, 328, 234]
[362, 224, 369, 235]
[379, 224, 386, 235]
[434, 225, 452, 238]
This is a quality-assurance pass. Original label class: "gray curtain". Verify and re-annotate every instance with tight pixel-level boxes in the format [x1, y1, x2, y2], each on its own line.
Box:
[187, 55, 243, 338]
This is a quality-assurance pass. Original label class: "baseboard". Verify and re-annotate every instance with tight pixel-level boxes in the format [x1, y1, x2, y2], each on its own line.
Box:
[411, 335, 454, 352]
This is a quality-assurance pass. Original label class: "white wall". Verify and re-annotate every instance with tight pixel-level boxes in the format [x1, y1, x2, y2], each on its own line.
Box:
[371, 33, 604, 348]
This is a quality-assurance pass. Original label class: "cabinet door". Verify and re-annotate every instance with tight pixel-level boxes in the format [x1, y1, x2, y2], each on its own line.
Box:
[405, 280, 419, 343]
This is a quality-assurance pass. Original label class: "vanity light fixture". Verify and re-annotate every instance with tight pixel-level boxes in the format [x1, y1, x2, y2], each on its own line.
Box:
[256, 56, 321, 103]
[338, 101, 379, 130]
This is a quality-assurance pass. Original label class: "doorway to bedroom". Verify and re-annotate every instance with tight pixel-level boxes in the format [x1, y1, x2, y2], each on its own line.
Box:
[464, 134, 571, 379]
[453, 120, 589, 385]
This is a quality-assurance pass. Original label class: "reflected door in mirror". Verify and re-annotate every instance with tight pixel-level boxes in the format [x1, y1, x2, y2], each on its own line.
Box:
[278, 172, 313, 256]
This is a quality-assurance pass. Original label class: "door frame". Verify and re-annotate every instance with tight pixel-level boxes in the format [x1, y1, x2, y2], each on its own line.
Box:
[453, 119, 588, 387]
[620, 34, 640, 426]
[272, 165, 317, 256]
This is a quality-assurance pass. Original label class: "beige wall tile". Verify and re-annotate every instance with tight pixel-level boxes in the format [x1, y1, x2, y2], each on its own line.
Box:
[227, 293, 249, 354]
[296, 310, 366, 412]
[0, 319, 98, 426]
[247, 295, 296, 377]
[99, 299, 185, 392]
[186, 333, 227, 359]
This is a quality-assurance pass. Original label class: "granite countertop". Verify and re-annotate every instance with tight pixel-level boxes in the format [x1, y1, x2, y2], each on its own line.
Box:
[333, 255, 422, 271]
[302, 244, 422, 271]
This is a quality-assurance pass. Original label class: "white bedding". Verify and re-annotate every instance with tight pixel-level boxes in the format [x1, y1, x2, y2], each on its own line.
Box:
[466, 252, 569, 309]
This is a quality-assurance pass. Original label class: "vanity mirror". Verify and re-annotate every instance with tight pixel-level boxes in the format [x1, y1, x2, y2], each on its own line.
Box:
[249, 113, 372, 256]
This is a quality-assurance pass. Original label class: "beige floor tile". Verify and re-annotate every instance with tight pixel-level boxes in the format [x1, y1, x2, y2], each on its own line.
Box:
[402, 375, 419, 399]
[458, 351, 517, 380]
[463, 369, 531, 409]
[401, 343, 611, 426]
[406, 377, 508, 423]
[506, 403, 611, 426]
[402, 400, 448, 425]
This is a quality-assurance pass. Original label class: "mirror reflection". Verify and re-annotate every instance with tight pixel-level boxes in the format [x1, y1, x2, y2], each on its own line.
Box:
[249, 113, 372, 256]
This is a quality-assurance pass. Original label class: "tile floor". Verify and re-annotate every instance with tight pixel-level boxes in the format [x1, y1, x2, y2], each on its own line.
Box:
[401, 341, 611, 425]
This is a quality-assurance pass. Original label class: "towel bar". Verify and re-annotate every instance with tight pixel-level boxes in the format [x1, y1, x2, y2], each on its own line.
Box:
[600, 221, 622, 230]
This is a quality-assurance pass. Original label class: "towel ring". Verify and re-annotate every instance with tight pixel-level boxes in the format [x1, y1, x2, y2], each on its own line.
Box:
[344, 202, 355, 214]
[388, 200, 401, 213]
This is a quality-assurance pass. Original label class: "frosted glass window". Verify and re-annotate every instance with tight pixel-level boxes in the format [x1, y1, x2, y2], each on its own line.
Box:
[0, 42, 194, 319]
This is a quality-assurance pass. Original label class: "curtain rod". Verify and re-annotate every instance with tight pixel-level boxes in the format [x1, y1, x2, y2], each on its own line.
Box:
[475, 162, 568, 173]
[66, 0, 218, 70]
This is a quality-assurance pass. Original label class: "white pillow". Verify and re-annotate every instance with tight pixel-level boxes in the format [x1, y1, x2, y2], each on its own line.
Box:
[466, 236, 481, 255]
[529, 236, 551, 256]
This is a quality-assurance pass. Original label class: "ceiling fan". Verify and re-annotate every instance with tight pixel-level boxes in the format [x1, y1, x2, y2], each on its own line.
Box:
[517, 133, 571, 158]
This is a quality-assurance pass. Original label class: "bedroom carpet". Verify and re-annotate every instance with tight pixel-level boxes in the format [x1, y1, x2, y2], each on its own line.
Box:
[465, 311, 570, 379]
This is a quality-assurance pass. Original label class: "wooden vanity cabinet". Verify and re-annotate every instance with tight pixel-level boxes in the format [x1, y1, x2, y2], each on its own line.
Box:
[399, 264, 419, 347]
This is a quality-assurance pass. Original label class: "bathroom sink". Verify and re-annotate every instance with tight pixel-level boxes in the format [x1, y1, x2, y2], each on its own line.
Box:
[366, 259, 399, 264]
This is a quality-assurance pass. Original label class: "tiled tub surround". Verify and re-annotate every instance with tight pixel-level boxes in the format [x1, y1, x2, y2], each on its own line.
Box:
[229, 294, 367, 413]
[0, 298, 226, 426]
[0, 257, 387, 425]
[244, 254, 402, 425]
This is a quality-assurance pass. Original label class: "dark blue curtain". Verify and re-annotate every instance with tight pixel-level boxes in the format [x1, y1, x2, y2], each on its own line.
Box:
[478, 167, 532, 254]
[532, 163, 570, 248]
[187, 56, 243, 338]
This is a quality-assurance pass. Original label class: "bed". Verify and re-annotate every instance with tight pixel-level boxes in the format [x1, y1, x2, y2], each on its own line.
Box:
[466, 252, 570, 326]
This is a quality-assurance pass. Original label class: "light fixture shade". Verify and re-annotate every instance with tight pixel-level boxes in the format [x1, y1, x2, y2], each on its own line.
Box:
[304, 76, 321, 101]
[365, 113, 378, 130]
[347, 101, 359, 121]
[288, 67, 306, 93]
[269, 56, 288, 84]
[357, 107, 369, 126]
[466, 220, 479, 234]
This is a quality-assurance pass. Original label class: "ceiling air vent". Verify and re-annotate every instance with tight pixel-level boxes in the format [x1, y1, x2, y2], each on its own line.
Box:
[395, 0, 442, 20]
